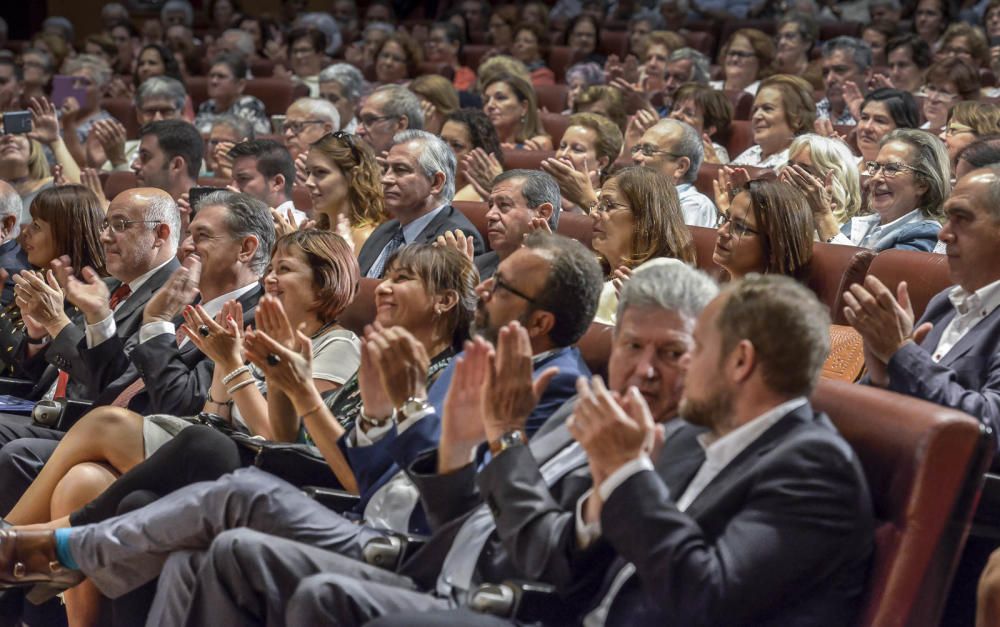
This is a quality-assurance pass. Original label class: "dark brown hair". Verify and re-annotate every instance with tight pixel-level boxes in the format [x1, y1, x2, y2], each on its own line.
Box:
[29, 185, 107, 276]
[741, 179, 814, 281]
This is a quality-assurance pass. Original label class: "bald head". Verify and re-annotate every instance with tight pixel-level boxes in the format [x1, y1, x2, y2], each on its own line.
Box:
[104, 188, 180, 282]
[0, 180, 22, 242]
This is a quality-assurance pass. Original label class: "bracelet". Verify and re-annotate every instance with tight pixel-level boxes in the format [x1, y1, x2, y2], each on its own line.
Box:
[299, 404, 325, 420]
[222, 365, 251, 385]
[25, 335, 48, 345]
[226, 378, 255, 395]
[206, 391, 232, 407]
[359, 409, 393, 429]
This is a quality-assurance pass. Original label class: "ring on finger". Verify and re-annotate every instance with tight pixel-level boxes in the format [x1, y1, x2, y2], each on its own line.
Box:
[198, 325, 210, 338]
[267, 354, 281, 366]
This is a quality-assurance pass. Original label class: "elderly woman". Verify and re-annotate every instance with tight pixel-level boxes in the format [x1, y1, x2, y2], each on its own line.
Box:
[443, 108, 506, 202]
[565, 14, 605, 66]
[772, 13, 823, 90]
[203, 115, 253, 178]
[564, 62, 604, 113]
[592, 165, 696, 325]
[482, 73, 552, 150]
[670, 83, 734, 164]
[425, 21, 477, 91]
[374, 32, 422, 85]
[542, 112, 624, 213]
[318, 63, 364, 133]
[921, 57, 982, 131]
[713, 179, 814, 282]
[939, 102, 1000, 173]
[778, 134, 863, 240]
[856, 88, 921, 167]
[709, 28, 774, 96]
[286, 28, 329, 97]
[730, 74, 816, 169]
[61, 55, 115, 148]
[511, 22, 556, 86]
[885, 34, 933, 94]
[409, 75, 460, 134]
[194, 53, 270, 135]
[936, 23, 989, 68]
[832, 129, 949, 251]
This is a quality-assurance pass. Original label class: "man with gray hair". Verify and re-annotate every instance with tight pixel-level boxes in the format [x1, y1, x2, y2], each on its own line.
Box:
[663, 48, 711, 104]
[283, 97, 340, 161]
[632, 118, 716, 227]
[96, 76, 187, 172]
[216, 29, 256, 63]
[474, 169, 561, 279]
[160, 0, 193, 28]
[358, 130, 484, 277]
[0, 181, 27, 306]
[357, 84, 425, 155]
[818, 36, 874, 126]
[319, 63, 365, 133]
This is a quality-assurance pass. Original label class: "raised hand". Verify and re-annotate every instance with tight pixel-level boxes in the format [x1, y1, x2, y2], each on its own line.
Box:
[611, 265, 633, 298]
[702, 133, 721, 164]
[295, 153, 309, 187]
[843, 276, 919, 363]
[529, 216, 552, 233]
[438, 337, 493, 473]
[254, 295, 294, 349]
[357, 324, 393, 422]
[91, 119, 128, 166]
[26, 97, 60, 145]
[540, 155, 598, 208]
[181, 301, 243, 368]
[212, 140, 235, 178]
[244, 326, 316, 405]
[843, 81, 864, 122]
[625, 108, 659, 152]
[434, 229, 474, 260]
[271, 207, 298, 238]
[463, 148, 503, 199]
[368, 325, 431, 411]
[142, 255, 201, 325]
[52, 256, 111, 324]
[713, 166, 749, 213]
[13, 269, 70, 338]
[81, 168, 109, 210]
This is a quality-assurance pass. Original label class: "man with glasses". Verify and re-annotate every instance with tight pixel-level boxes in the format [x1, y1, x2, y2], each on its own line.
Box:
[358, 130, 484, 278]
[94, 77, 187, 173]
[817, 37, 873, 126]
[356, 84, 425, 155]
[631, 119, 716, 227]
[283, 97, 340, 161]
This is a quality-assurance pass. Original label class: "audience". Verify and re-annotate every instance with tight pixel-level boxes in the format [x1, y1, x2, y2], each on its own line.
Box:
[3, 5, 1000, 625]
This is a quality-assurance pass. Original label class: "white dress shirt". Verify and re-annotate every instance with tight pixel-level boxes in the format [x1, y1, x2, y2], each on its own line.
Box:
[138, 282, 259, 347]
[930, 279, 1000, 362]
[676, 183, 718, 228]
[85, 258, 176, 348]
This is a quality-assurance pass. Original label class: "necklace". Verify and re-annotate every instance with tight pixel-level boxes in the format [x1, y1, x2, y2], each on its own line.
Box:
[307, 319, 339, 339]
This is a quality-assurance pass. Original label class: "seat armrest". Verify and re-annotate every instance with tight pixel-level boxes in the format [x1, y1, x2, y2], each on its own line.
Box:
[301, 486, 361, 513]
[55, 400, 94, 431]
[469, 580, 564, 622]
[0, 377, 35, 398]
[361, 532, 429, 571]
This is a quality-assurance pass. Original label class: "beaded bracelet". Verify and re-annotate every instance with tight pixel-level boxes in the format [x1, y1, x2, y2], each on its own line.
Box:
[222, 365, 251, 386]
[226, 378, 255, 396]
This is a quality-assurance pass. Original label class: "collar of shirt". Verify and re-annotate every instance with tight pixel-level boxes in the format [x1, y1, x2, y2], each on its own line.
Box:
[401, 203, 448, 244]
[200, 281, 259, 318]
[126, 257, 174, 299]
[695, 397, 808, 466]
[948, 277, 1000, 318]
[852, 208, 923, 245]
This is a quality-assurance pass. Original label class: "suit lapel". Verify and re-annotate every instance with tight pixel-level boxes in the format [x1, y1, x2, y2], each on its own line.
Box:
[358, 222, 397, 273]
[112, 259, 181, 325]
[413, 206, 453, 245]
[654, 425, 706, 495]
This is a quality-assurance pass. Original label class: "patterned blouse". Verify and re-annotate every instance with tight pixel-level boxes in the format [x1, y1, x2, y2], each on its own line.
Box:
[194, 95, 271, 135]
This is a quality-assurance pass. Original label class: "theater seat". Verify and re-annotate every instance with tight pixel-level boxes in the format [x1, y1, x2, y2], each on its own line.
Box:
[865, 249, 952, 320]
[578, 322, 613, 378]
[556, 212, 594, 249]
[724, 90, 754, 120]
[811, 379, 993, 627]
[725, 120, 754, 159]
[598, 30, 629, 58]
[461, 45, 491, 71]
[539, 112, 570, 145]
[546, 46, 576, 83]
[535, 84, 569, 113]
[806, 242, 875, 324]
[339, 278, 380, 337]
[292, 186, 312, 212]
[100, 97, 140, 140]
[187, 76, 210, 111]
[453, 200, 489, 246]
[250, 59, 275, 77]
[243, 79, 309, 118]
[501, 149, 557, 172]
[689, 225, 720, 273]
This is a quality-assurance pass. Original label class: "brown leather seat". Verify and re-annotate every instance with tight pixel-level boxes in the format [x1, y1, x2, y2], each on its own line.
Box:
[539, 112, 570, 145]
[546, 46, 576, 83]
[724, 90, 754, 120]
[101, 170, 139, 201]
[578, 322, 613, 378]
[243, 79, 309, 118]
[811, 379, 993, 627]
[453, 200, 489, 246]
[535, 84, 569, 113]
[865, 249, 952, 321]
[339, 277, 380, 337]
[461, 45, 491, 71]
[100, 97, 141, 140]
[725, 120, 754, 159]
[689, 225, 720, 273]
[187, 76, 210, 111]
[501, 149, 557, 171]
[292, 186, 312, 212]
[250, 59, 275, 78]
[683, 30, 716, 56]
[598, 30, 629, 58]
[818, 21, 863, 40]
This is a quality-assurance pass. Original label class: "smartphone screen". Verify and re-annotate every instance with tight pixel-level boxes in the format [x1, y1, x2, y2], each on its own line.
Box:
[51, 75, 90, 109]
[188, 186, 224, 211]
[1, 111, 32, 134]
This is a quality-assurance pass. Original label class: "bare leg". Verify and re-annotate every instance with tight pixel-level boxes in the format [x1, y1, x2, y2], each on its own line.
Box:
[5, 407, 146, 525]
[51, 462, 119, 627]
[978, 548, 1000, 627]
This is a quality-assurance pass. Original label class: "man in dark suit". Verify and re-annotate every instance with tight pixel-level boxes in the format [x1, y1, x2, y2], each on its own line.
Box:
[0, 181, 28, 306]
[845, 166, 1000, 447]
[357, 130, 484, 278]
[473, 169, 560, 280]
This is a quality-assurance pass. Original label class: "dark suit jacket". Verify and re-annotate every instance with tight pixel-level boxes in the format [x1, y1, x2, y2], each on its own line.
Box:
[885, 288, 1000, 454]
[13, 259, 180, 402]
[80, 284, 262, 416]
[0, 239, 29, 307]
[473, 252, 499, 280]
[357, 206, 486, 276]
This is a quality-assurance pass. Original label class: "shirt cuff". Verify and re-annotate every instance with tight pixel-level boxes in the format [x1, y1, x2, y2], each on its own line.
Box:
[828, 233, 853, 246]
[139, 321, 175, 344]
[575, 488, 602, 549]
[350, 420, 394, 447]
[85, 312, 116, 348]
[597, 455, 654, 503]
[395, 407, 433, 434]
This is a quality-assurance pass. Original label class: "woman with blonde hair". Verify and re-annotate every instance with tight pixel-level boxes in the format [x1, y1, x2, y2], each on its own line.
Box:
[940, 101, 1000, 172]
[780, 134, 862, 237]
[408, 74, 460, 134]
[481, 73, 552, 150]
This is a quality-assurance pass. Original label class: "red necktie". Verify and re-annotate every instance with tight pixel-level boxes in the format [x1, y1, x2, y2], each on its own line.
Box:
[54, 284, 133, 399]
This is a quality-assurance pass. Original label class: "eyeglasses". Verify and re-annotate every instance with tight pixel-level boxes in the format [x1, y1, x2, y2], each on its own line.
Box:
[284, 119, 326, 135]
[716, 211, 759, 238]
[923, 86, 958, 104]
[326, 130, 360, 163]
[864, 160, 921, 177]
[593, 196, 631, 214]
[490, 274, 538, 304]
[358, 114, 399, 129]
[629, 143, 682, 159]
[726, 50, 757, 60]
[102, 218, 161, 233]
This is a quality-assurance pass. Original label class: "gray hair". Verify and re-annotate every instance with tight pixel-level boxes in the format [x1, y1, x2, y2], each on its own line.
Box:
[364, 21, 396, 39]
[296, 12, 343, 55]
[565, 62, 606, 88]
[492, 169, 562, 230]
[0, 181, 22, 239]
[135, 76, 187, 112]
[669, 48, 711, 84]
[821, 36, 873, 73]
[318, 63, 364, 103]
[221, 29, 256, 58]
[195, 191, 276, 275]
[374, 84, 425, 130]
[616, 262, 718, 332]
[161, 0, 194, 26]
[657, 118, 703, 184]
[869, 0, 901, 9]
[212, 114, 255, 141]
[289, 97, 341, 129]
[101, 3, 129, 21]
[142, 193, 181, 249]
[629, 9, 665, 30]
[883, 128, 952, 219]
[42, 17, 74, 43]
[64, 55, 112, 89]
[392, 130, 456, 202]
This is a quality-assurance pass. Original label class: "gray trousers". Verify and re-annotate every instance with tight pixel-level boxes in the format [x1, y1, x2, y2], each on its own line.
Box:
[153, 528, 450, 627]
[68, 467, 382, 603]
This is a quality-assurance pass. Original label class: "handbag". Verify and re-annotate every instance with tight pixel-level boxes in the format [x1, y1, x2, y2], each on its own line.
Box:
[228, 430, 346, 490]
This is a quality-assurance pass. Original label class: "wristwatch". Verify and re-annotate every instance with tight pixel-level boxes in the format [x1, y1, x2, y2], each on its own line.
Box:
[396, 396, 431, 423]
[489, 429, 526, 456]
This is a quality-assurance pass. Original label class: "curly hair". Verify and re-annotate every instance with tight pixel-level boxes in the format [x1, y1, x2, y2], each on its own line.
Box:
[308, 132, 386, 229]
[374, 32, 424, 80]
[133, 43, 185, 88]
[445, 108, 505, 168]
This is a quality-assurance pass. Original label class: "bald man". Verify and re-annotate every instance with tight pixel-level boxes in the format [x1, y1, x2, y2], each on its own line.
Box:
[0, 180, 28, 306]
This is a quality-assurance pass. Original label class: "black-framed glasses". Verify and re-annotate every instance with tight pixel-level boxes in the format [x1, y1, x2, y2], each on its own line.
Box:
[863, 161, 921, 178]
[629, 143, 682, 159]
[102, 218, 161, 233]
[358, 114, 399, 129]
[716, 211, 759, 238]
[490, 274, 538, 304]
[284, 119, 326, 135]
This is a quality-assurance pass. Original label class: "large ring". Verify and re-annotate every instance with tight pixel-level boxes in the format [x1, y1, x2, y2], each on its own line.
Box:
[267, 354, 281, 366]
[198, 325, 210, 338]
